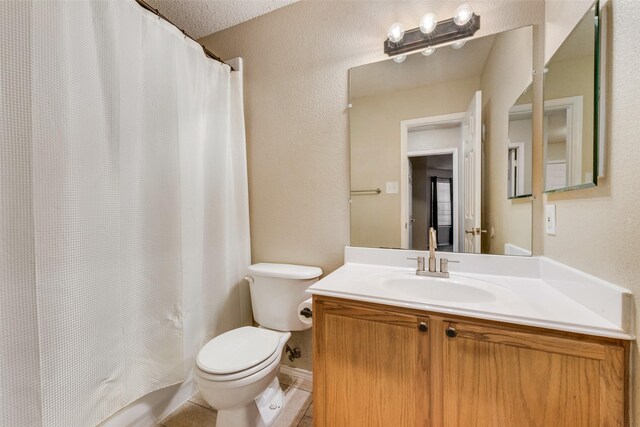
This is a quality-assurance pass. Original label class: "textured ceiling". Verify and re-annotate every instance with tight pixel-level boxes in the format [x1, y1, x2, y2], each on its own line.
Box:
[143, 0, 299, 39]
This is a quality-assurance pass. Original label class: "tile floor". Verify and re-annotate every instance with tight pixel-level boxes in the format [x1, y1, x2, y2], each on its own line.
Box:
[158, 369, 313, 427]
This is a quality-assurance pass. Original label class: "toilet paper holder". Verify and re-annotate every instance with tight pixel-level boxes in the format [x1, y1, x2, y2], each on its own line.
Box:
[299, 307, 312, 318]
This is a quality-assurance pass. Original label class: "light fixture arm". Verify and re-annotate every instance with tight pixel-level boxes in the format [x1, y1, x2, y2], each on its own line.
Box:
[384, 14, 480, 57]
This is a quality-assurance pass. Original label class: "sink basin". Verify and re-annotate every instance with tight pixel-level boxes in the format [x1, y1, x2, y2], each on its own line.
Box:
[370, 272, 507, 304]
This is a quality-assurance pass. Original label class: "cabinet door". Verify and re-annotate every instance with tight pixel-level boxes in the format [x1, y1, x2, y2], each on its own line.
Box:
[314, 298, 430, 427]
[440, 321, 626, 427]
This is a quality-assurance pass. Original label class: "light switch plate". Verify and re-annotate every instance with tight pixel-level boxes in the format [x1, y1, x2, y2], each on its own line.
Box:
[546, 204, 557, 235]
[386, 181, 399, 194]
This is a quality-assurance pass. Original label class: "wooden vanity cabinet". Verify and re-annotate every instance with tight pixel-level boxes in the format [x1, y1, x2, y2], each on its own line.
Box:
[313, 296, 628, 427]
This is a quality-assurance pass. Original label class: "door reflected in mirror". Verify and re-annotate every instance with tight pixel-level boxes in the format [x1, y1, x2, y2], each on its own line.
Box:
[508, 84, 533, 199]
[544, 1, 598, 192]
[350, 26, 534, 256]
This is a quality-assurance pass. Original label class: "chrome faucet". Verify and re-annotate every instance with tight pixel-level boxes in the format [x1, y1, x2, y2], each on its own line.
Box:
[408, 227, 451, 278]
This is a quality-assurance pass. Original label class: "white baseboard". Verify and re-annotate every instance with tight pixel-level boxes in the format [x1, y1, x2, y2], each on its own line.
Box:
[279, 365, 312, 382]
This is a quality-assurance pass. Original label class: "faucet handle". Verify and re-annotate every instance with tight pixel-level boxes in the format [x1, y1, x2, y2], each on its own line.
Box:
[439, 258, 461, 274]
[407, 256, 426, 272]
[440, 258, 449, 274]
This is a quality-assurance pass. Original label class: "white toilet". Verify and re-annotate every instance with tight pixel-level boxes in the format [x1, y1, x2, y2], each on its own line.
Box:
[194, 263, 322, 427]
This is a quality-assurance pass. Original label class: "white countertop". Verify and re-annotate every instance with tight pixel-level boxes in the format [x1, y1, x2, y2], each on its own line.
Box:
[307, 247, 635, 340]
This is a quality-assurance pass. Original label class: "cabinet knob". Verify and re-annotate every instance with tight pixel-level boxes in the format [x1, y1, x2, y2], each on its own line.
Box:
[445, 326, 457, 338]
[418, 322, 428, 332]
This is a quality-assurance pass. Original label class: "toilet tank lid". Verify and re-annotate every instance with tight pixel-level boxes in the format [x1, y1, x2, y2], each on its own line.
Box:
[248, 263, 322, 280]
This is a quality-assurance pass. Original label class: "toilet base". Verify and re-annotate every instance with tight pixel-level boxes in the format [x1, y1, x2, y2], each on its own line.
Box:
[215, 377, 284, 427]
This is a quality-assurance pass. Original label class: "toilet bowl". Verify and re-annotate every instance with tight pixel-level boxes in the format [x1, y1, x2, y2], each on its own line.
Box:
[194, 327, 291, 427]
[194, 263, 322, 427]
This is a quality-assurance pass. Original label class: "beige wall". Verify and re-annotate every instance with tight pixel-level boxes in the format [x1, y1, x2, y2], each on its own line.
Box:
[195, 6, 640, 416]
[480, 26, 534, 254]
[349, 77, 479, 248]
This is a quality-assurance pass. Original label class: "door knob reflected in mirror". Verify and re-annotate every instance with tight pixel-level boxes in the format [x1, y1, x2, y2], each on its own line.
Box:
[465, 227, 487, 236]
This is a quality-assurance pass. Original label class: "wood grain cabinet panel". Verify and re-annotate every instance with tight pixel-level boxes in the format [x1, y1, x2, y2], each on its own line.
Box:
[440, 321, 625, 427]
[313, 296, 628, 427]
[313, 299, 430, 427]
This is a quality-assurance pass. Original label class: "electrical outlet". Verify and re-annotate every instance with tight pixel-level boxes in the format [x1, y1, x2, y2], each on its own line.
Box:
[546, 204, 557, 235]
[386, 181, 399, 194]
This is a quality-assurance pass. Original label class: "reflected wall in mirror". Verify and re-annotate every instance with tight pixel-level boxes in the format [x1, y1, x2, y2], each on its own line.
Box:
[544, 2, 598, 192]
[508, 84, 533, 199]
[350, 26, 533, 256]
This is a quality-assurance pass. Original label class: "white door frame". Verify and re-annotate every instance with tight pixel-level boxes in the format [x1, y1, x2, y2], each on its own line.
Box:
[400, 112, 465, 250]
[508, 103, 531, 198]
[544, 96, 583, 188]
[507, 141, 525, 197]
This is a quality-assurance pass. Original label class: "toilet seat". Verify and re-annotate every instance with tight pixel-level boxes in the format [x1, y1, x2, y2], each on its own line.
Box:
[196, 327, 283, 382]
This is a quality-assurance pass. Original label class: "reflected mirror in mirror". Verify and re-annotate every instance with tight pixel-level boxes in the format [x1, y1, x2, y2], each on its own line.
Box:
[508, 84, 533, 199]
[544, 1, 598, 192]
[350, 26, 534, 256]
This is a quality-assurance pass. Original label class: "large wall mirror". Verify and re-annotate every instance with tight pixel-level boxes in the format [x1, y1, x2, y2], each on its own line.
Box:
[350, 26, 533, 256]
[544, 1, 600, 192]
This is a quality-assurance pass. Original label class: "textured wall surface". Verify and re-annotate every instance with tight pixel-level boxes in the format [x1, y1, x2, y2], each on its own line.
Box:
[200, 0, 544, 371]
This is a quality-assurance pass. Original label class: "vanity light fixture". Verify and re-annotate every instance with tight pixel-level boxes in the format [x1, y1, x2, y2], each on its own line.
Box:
[451, 40, 466, 49]
[384, 3, 480, 57]
[393, 54, 407, 63]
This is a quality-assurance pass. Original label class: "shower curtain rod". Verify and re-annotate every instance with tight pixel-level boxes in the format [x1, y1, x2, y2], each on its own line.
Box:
[134, 0, 235, 71]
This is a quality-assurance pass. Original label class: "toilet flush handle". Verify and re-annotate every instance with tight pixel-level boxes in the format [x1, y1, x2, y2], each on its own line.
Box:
[244, 275, 254, 284]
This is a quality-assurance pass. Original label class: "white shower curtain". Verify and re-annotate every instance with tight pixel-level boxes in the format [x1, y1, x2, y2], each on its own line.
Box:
[0, 1, 250, 426]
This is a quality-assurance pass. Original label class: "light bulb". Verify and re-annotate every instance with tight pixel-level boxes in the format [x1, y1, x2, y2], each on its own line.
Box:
[387, 22, 405, 43]
[421, 46, 436, 56]
[419, 13, 438, 34]
[393, 54, 407, 63]
[454, 3, 474, 26]
[451, 40, 466, 49]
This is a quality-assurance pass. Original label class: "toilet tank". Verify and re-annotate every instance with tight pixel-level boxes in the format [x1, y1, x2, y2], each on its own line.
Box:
[247, 263, 322, 332]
